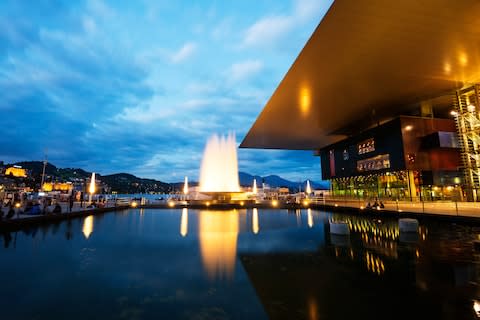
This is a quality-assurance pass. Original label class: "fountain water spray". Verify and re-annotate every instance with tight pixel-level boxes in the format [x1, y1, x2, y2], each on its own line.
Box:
[183, 176, 189, 195]
[199, 133, 240, 193]
[89, 172, 96, 203]
[252, 178, 257, 194]
[306, 180, 312, 195]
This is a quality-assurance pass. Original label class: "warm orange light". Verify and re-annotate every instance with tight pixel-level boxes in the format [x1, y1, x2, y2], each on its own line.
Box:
[180, 208, 188, 237]
[252, 178, 257, 194]
[307, 208, 313, 228]
[450, 110, 458, 116]
[205, 201, 210, 207]
[82, 215, 94, 239]
[271, 200, 278, 207]
[15, 202, 21, 208]
[168, 201, 175, 207]
[443, 62, 451, 74]
[5, 167, 27, 178]
[404, 125, 413, 131]
[183, 176, 189, 195]
[198, 210, 239, 279]
[239, 201, 244, 206]
[89, 172, 96, 194]
[303, 200, 309, 207]
[252, 208, 259, 234]
[131, 201, 138, 208]
[459, 52, 468, 66]
[299, 86, 311, 117]
[473, 300, 480, 317]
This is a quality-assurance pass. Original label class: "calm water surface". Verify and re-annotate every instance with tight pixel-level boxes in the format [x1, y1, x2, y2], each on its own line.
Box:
[1, 208, 480, 319]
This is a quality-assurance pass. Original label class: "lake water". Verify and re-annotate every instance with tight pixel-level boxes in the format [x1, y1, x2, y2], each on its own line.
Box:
[1, 208, 479, 319]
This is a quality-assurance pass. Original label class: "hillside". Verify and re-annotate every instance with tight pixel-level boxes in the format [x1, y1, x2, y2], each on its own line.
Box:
[9, 161, 171, 194]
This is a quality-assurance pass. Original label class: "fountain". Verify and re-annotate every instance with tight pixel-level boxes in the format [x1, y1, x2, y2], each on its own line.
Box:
[252, 178, 257, 194]
[183, 176, 189, 195]
[196, 133, 246, 203]
[88, 172, 96, 204]
[306, 180, 312, 195]
[199, 133, 240, 193]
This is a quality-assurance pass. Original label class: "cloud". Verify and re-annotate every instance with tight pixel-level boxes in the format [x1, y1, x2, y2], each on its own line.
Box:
[0, 0, 327, 183]
[82, 16, 97, 34]
[242, 0, 330, 48]
[243, 15, 293, 48]
[171, 42, 197, 63]
[228, 60, 263, 82]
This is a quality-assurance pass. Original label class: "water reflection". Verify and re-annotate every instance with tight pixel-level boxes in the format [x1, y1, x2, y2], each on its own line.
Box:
[180, 208, 188, 237]
[1, 209, 479, 319]
[307, 208, 313, 228]
[82, 215, 94, 239]
[252, 208, 259, 234]
[198, 210, 240, 280]
[2, 232, 12, 248]
[308, 297, 319, 320]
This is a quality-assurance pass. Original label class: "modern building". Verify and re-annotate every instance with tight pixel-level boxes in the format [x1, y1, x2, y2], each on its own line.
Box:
[319, 116, 461, 201]
[241, 0, 480, 201]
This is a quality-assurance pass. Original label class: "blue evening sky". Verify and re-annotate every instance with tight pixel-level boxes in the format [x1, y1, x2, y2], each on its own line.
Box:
[0, 0, 333, 182]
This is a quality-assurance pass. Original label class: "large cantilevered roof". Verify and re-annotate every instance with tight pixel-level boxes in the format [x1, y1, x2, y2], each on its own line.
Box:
[240, 0, 480, 150]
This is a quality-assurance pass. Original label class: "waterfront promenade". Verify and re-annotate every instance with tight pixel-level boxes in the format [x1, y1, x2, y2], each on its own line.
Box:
[1, 195, 480, 232]
[314, 196, 480, 219]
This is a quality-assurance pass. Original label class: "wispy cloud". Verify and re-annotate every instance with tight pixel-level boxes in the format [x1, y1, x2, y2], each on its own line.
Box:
[171, 42, 197, 63]
[0, 0, 328, 182]
[228, 59, 264, 83]
[242, 0, 330, 48]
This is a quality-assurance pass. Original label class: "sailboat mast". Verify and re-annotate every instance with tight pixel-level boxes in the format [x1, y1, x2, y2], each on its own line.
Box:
[40, 149, 48, 191]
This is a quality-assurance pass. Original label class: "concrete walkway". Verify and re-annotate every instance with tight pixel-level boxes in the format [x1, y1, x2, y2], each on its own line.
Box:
[312, 197, 480, 218]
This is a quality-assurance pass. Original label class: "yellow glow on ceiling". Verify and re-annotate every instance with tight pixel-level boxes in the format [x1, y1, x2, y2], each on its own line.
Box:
[299, 85, 311, 117]
[459, 52, 468, 66]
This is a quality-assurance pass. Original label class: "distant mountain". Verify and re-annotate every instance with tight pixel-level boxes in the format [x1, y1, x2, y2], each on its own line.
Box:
[238, 172, 330, 190]
[172, 172, 329, 191]
[100, 173, 171, 194]
[9, 161, 328, 193]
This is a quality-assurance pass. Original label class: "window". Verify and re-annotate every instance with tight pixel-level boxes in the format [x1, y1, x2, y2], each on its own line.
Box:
[357, 138, 375, 155]
[357, 154, 390, 172]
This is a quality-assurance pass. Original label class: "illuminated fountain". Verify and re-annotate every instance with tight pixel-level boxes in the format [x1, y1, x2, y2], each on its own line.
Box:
[197, 133, 245, 203]
[305, 180, 312, 196]
[252, 178, 257, 194]
[88, 172, 96, 204]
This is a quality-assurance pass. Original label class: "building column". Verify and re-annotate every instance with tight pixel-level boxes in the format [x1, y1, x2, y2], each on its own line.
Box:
[407, 170, 417, 201]
[453, 85, 480, 202]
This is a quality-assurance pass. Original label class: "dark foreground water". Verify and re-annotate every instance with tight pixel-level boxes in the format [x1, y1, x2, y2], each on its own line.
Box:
[1, 208, 480, 320]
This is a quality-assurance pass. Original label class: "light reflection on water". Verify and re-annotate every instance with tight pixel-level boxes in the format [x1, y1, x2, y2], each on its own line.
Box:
[180, 208, 188, 237]
[82, 215, 94, 239]
[0, 208, 480, 319]
[252, 208, 259, 234]
[198, 210, 240, 280]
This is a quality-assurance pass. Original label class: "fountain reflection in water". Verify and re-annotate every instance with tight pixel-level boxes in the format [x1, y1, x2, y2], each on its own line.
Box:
[180, 208, 188, 237]
[199, 133, 240, 193]
[198, 210, 239, 279]
[252, 208, 259, 234]
[82, 215, 94, 239]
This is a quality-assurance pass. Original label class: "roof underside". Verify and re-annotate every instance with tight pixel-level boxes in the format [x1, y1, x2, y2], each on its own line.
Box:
[240, 0, 480, 150]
